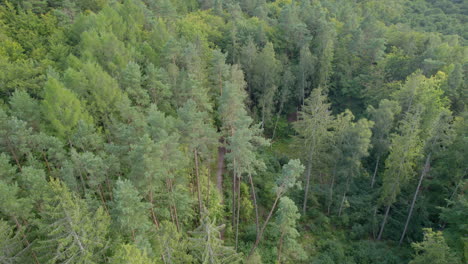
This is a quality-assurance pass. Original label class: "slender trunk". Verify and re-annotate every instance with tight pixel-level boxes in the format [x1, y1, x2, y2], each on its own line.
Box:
[377, 204, 391, 240]
[277, 230, 285, 263]
[338, 193, 347, 217]
[372, 207, 378, 240]
[248, 173, 260, 237]
[249, 193, 282, 258]
[42, 151, 52, 174]
[399, 154, 431, 245]
[448, 168, 466, 201]
[327, 163, 338, 215]
[106, 176, 113, 201]
[232, 162, 237, 227]
[6, 138, 22, 171]
[194, 149, 202, 214]
[149, 190, 160, 229]
[168, 179, 180, 232]
[261, 103, 265, 129]
[302, 150, 313, 215]
[76, 167, 87, 196]
[235, 177, 241, 250]
[216, 145, 225, 198]
[338, 175, 351, 216]
[272, 97, 285, 141]
[14, 216, 39, 264]
[371, 155, 380, 188]
[97, 184, 109, 215]
[207, 167, 211, 207]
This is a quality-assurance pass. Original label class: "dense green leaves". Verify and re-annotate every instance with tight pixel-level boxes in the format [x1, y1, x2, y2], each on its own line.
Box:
[0, 0, 465, 263]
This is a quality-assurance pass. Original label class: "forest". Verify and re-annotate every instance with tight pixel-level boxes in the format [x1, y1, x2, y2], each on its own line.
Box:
[0, 0, 466, 263]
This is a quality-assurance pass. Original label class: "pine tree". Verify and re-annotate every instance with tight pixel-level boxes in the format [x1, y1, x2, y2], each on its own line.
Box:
[41, 77, 93, 140]
[409, 229, 460, 264]
[252, 42, 280, 127]
[9, 89, 41, 131]
[293, 88, 334, 215]
[34, 179, 110, 264]
[177, 99, 218, 215]
[122, 61, 150, 107]
[367, 99, 401, 188]
[109, 244, 154, 264]
[275, 197, 306, 263]
[377, 111, 423, 240]
[111, 179, 152, 242]
[189, 214, 242, 264]
[249, 159, 304, 257]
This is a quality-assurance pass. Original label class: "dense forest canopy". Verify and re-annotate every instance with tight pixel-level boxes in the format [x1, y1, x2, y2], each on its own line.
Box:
[0, 0, 466, 263]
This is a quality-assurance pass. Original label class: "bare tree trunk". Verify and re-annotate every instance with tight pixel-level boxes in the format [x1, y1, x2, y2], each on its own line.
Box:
[371, 155, 380, 188]
[235, 177, 241, 250]
[97, 184, 109, 215]
[168, 179, 180, 232]
[149, 190, 160, 229]
[216, 145, 225, 197]
[377, 204, 391, 240]
[277, 230, 285, 263]
[194, 150, 202, 214]
[232, 162, 237, 228]
[372, 207, 378, 240]
[399, 154, 431, 245]
[302, 151, 313, 215]
[338, 175, 351, 216]
[249, 194, 281, 258]
[248, 173, 260, 237]
[327, 164, 338, 215]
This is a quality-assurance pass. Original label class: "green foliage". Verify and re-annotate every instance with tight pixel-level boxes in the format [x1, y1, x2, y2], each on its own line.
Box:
[0, 0, 465, 263]
[409, 228, 460, 264]
[190, 214, 242, 264]
[41, 77, 93, 139]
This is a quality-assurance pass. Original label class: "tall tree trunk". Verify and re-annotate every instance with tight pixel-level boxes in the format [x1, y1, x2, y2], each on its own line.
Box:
[13, 216, 39, 264]
[42, 151, 52, 174]
[232, 162, 237, 228]
[194, 149, 202, 214]
[399, 153, 431, 245]
[338, 175, 351, 216]
[149, 190, 160, 229]
[97, 184, 109, 215]
[6, 138, 22, 171]
[372, 207, 378, 240]
[377, 204, 391, 240]
[302, 150, 313, 215]
[249, 194, 281, 258]
[216, 145, 225, 197]
[327, 163, 338, 215]
[277, 230, 285, 264]
[371, 155, 380, 188]
[168, 179, 180, 232]
[235, 177, 241, 250]
[248, 173, 260, 237]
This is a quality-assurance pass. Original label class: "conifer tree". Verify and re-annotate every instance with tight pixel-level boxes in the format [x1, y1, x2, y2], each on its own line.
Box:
[409, 229, 460, 264]
[41, 77, 93, 140]
[293, 88, 334, 215]
[249, 159, 304, 257]
[377, 111, 422, 240]
[252, 42, 280, 127]
[367, 99, 401, 188]
[189, 214, 242, 264]
[34, 179, 110, 264]
[275, 197, 306, 263]
[111, 179, 151, 242]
